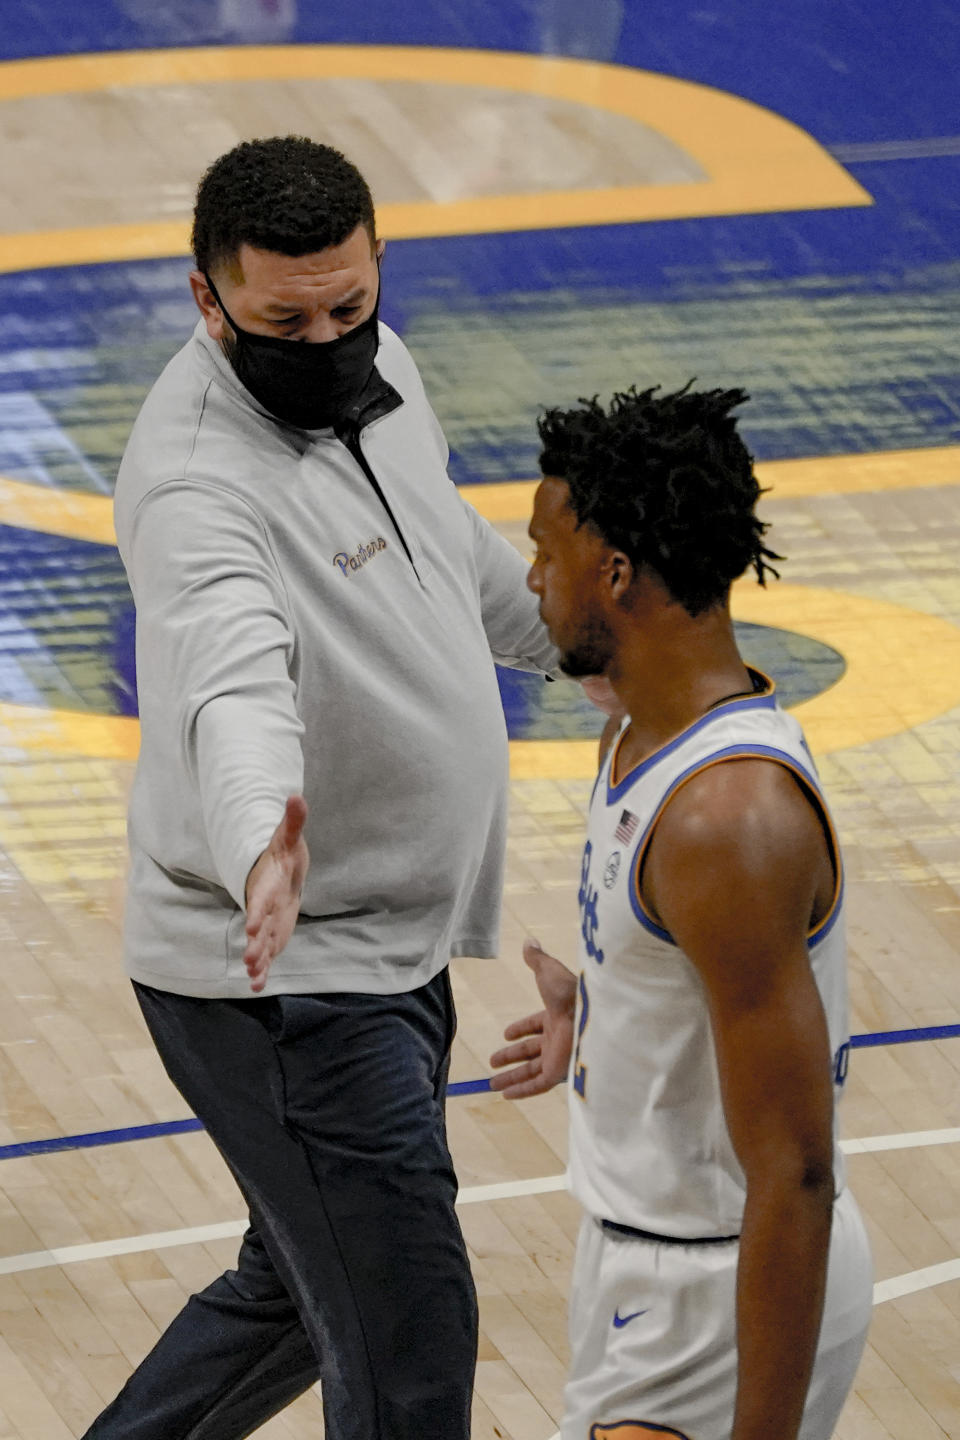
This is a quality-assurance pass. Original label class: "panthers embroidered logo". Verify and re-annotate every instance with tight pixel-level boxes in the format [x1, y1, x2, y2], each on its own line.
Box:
[333, 537, 388, 574]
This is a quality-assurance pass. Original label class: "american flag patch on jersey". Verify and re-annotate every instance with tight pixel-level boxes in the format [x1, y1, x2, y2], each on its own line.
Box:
[614, 809, 639, 845]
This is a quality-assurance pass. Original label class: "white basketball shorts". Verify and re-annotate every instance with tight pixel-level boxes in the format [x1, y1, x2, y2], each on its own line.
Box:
[563, 1187, 873, 1440]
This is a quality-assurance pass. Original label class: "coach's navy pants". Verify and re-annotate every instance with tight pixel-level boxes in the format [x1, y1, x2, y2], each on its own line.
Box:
[82, 970, 477, 1440]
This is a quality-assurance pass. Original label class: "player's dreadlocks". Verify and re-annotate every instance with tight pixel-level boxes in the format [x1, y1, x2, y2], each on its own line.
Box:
[192, 136, 376, 277]
[537, 383, 782, 617]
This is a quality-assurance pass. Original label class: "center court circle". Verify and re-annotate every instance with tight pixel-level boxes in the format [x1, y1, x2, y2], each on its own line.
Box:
[0, 524, 841, 743]
[498, 622, 846, 742]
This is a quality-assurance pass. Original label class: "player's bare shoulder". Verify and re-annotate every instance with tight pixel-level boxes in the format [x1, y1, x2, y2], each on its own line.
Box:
[659, 758, 826, 859]
[642, 757, 836, 945]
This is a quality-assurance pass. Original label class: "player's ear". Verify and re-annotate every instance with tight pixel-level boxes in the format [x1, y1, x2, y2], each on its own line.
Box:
[607, 548, 635, 601]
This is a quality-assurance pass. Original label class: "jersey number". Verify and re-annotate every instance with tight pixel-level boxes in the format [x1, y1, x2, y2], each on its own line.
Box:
[573, 972, 589, 1099]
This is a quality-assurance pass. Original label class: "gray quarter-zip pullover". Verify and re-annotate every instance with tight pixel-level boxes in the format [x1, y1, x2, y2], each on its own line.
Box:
[115, 320, 556, 997]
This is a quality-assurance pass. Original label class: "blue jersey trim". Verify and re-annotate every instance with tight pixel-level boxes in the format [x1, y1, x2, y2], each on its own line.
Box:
[606, 674, 777, 807]
[627, 742, 842, 949]
[591, 721, 623, 807]
[809, 872, 845, 947]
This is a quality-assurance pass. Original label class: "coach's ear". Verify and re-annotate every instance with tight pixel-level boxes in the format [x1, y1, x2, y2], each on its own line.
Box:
[190, 270, 226, 340]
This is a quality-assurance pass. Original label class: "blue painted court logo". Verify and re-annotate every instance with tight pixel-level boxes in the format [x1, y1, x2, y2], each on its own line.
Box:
[496, 622, 846, 743]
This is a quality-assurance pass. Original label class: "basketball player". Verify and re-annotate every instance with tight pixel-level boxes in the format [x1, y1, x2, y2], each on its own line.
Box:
[490, 384, 873, 1440]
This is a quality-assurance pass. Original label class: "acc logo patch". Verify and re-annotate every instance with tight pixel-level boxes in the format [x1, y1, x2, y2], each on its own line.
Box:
[603, 850, 622, 888]
[590, 1423, 691, 1439]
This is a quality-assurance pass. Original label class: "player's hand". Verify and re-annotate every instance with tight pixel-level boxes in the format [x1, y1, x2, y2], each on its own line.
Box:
[243, 795, 309, 993]
[489, 939, 578, 1098]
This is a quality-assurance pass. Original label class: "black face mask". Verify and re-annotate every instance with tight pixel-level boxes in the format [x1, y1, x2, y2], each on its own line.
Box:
[206, 272, 380, 429]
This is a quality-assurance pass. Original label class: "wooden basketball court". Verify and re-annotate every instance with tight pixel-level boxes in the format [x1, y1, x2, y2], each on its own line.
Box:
[0, 3, 959, 1436]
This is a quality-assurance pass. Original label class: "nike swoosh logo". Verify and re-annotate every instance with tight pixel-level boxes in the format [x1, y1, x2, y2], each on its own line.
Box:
[612, 1308, 648, 1328]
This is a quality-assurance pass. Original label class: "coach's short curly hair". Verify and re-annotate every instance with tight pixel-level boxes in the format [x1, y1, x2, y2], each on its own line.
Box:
[537, 384, 781, 616]
[192, 136, 376, 276]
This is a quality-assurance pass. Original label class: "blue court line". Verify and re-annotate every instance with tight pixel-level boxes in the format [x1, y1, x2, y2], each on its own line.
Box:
[0, 1076, 494, 1161]
[0, 1118, 205, 1160]
[2, 1025, 958, 1162]
[848, 1023, 960, 1049]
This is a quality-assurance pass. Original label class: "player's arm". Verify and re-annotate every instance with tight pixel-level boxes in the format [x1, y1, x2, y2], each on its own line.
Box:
[643, 759, 837, 1440]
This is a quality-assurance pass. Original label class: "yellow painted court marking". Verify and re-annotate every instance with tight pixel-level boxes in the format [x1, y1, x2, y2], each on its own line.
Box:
[753, 444, 960, 499]
[460, 445, 960, 523]
[18, 582, 960, 769]
[0, 477, 116, 545]
[2, 446, 958, 549]
[0, 701, 139, 761]
[508, 582, 960, 777]
[0, 44, 869, 271]
[1, 456, 959, 765]
[728, 582, 960, 755]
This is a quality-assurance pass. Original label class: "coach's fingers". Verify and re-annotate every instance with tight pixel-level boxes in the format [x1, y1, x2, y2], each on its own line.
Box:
[244, 940, 268, 979]
[245, 888, 268, 935]
[277, 793, 308, 850]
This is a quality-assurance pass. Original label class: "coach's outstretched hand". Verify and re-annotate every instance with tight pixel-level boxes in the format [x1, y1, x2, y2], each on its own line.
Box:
[244, 795, 309, 993]
[489, 939, 578, 1098]
[578, 675, 622, 717]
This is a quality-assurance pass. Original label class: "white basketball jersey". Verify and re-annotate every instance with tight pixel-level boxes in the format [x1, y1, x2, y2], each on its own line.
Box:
[567, 671, 850, 1238]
